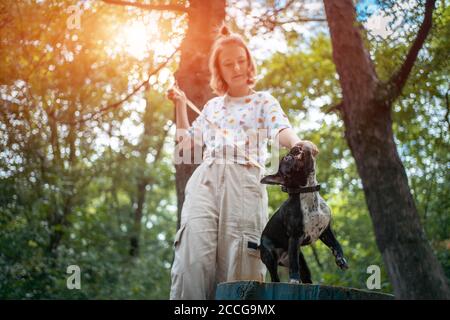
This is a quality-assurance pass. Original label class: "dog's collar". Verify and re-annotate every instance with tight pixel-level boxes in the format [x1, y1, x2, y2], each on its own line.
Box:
[281, 185, 321, 194]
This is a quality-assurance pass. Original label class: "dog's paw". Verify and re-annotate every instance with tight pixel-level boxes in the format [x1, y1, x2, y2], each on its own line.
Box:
[289, 279, 300, 284]
[336, 256, 349, 270]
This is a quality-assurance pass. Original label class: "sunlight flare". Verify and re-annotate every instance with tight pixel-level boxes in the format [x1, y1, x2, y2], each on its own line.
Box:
[117, 21, 152, 60]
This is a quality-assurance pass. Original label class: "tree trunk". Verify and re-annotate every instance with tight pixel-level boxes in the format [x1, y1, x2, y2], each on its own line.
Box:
[323, 0, 449, 299]
[48, 104, 78, 256]
[129, 89, 168, 256]
[130, 179, 146, 257]
[174, 0, 225, 229]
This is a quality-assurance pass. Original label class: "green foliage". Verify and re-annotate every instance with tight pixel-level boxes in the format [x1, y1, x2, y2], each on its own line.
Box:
[259, 1, 449, 293]
[1, 0, 448, 299]
[0, 0, 178, 299]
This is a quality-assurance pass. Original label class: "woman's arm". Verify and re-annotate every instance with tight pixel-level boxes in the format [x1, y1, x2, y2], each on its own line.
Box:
[174, 103, 195, 149]
[168, 87, 190, 141]
[167, 86, 196, 152]
[277, 128, 319, 156]
[175, 103, 190, 132]
[277, 128, 301, 149]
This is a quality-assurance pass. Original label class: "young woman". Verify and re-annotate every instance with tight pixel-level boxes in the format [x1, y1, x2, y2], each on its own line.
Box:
[167, 25, 318, 300]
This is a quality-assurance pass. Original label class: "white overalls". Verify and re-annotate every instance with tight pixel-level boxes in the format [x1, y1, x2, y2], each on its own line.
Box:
[170, 91, 292, 300]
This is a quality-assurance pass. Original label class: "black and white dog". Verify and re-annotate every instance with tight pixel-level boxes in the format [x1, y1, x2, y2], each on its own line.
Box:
[259, 144, 348, 283]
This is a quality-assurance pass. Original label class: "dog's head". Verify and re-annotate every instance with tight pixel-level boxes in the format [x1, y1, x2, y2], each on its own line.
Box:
[260, 144, 315, 187]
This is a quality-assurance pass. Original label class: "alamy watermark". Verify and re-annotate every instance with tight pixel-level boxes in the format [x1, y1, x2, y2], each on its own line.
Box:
[66, 265, 81, 290]
[67, 5, 82, 30]
[366, 265, 381, 290]
[173, 127, 282, 172]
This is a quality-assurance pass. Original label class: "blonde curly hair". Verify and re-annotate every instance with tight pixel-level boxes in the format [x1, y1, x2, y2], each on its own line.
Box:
[209, 24, 257, 96]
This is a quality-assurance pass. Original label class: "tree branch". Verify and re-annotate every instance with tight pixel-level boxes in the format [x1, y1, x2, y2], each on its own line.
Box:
[387, 0, 436, 100]
[324, 102, 344, 114]
[234, 0, 325, 35]
[102, 0, 189, 14]
[280, 17, 327, 23]
[56, 47, 179, 125]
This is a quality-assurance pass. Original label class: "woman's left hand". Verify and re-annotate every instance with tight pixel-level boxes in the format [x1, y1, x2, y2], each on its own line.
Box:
[295, 141, 319, 156]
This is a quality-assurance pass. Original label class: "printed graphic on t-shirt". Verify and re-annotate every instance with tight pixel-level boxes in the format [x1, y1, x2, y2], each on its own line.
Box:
[187, 91, 292, 166]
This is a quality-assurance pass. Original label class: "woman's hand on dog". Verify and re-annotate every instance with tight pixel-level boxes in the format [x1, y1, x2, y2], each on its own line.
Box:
[295, 141, 319, 157]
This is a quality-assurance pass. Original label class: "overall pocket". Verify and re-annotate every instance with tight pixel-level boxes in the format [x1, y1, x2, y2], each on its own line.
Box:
[239, 233, 266, 282]
[173, 224, 186, 249]
[184, 166, 202, 197]
[242, 171, 267, 231]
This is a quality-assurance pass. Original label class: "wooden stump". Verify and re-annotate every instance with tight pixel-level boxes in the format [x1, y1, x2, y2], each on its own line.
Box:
[216, 281, 394, 300]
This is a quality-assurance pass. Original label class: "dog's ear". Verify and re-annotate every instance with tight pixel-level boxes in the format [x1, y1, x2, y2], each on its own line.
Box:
[260, 173, 284, 185]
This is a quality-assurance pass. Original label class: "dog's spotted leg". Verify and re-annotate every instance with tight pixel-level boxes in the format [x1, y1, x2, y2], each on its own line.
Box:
[299, 250, 312, 283]
[260, 238, 281, 282]
[288, 236, 301, 283]
[319, 225, 349, 270]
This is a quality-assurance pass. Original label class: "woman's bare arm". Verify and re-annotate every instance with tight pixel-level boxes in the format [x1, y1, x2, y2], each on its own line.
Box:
[168, 87, 195, 150]
[277, 128, 319, 156]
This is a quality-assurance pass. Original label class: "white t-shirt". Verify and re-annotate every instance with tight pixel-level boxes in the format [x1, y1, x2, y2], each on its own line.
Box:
[187, 91, 292, 167]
